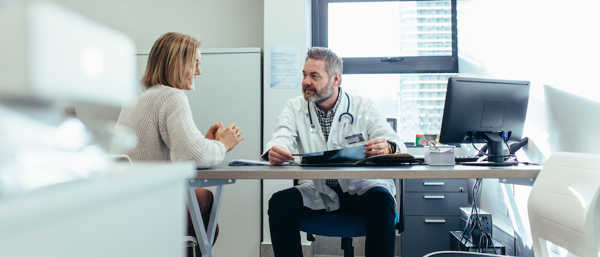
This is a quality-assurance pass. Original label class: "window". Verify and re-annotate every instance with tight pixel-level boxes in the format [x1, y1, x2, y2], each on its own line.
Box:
[312, 0, 458, 144]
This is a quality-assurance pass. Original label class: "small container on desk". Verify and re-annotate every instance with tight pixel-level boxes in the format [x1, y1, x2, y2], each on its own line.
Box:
[425, 145, 455, 165]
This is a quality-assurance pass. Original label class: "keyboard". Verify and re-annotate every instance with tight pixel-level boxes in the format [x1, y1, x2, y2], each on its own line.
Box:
[455, 155, 482, 163]
[413, 155, 484, 164]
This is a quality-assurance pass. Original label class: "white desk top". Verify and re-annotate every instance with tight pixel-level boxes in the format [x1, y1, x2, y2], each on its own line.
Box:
[195, 164, 541, 180]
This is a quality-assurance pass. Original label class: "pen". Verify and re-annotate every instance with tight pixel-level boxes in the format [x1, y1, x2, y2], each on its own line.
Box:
[292, 154, 303, 156]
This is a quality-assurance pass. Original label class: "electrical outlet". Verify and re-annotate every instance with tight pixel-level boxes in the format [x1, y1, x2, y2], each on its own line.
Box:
[478, 214, 492, 234]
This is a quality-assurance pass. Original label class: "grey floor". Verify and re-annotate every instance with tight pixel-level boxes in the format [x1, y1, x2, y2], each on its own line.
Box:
[313, 234, 402, 257]
[260, 234, 402, 257]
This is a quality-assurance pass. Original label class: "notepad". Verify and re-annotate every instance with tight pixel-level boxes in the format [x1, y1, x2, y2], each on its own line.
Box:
[228, 159, 300, 166]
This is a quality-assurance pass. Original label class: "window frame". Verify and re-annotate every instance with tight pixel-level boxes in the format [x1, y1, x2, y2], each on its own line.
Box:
[312, 0, 458, 74]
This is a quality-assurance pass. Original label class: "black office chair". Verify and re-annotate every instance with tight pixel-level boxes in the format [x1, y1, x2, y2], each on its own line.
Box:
[295, 179, 403, 257]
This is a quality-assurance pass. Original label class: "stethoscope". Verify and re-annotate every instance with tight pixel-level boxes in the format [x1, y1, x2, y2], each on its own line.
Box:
[308, 92, 354, 133]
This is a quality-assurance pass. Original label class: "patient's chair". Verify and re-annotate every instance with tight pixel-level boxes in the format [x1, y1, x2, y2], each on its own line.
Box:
[424, 152, 600, 257]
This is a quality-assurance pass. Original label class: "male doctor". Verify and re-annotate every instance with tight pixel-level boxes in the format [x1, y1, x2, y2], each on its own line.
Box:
[262, 47, 407, 257]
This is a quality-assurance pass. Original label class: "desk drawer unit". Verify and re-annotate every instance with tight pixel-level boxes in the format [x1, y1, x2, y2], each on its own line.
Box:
[401, 179, 468, 257]
[404, 179, 467, 192]
[403, 216, 461, 256]
[404, 192, 468, 216]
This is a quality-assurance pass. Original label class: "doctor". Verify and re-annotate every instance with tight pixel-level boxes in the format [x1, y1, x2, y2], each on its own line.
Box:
[263, 47, 407, 257]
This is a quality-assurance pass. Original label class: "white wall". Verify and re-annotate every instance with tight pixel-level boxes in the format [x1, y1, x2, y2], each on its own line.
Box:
[457, 0, 600, 159]
[185, 49, 263, 257]
[457, 0, 600, 254]
[59, 0, 264, 123]
[52, 0, 263, 50]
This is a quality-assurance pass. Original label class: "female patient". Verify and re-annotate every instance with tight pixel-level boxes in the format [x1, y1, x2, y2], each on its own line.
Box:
[115, 32, 243, 255]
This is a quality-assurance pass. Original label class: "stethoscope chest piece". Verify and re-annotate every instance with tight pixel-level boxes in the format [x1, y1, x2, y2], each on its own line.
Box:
[309, 124, 317, 133]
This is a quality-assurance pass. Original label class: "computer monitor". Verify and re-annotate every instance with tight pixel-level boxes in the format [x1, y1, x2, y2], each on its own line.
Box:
[439, 77, 530, 166]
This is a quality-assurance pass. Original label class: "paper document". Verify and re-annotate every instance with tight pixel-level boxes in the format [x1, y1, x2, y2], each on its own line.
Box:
[228, 159, 272, 166]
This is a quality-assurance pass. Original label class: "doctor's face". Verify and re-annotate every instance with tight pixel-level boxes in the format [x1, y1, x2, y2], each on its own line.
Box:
[302, 58, 337, 104]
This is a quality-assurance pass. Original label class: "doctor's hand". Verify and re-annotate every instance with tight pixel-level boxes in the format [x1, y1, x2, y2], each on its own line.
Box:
[268, 145, 295, 165]
[215, 122, 244, 152]
[364, 137, 390, 157]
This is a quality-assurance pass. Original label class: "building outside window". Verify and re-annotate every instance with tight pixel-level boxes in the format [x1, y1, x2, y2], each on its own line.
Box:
[313, 0, 458, 144]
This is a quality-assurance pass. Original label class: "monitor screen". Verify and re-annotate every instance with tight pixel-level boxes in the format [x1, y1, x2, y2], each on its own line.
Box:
[439, 77, 530, 166]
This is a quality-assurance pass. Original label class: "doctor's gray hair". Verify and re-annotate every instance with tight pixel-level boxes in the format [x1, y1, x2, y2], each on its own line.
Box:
[306, 47, 343, 83]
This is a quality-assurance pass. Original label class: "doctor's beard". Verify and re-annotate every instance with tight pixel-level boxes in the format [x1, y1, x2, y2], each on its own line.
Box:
[304, 78, 335, 104]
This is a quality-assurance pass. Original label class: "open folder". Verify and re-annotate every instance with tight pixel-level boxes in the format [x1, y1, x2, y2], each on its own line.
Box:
[228, 145, 417, 166]
[300, 145, 416, 166]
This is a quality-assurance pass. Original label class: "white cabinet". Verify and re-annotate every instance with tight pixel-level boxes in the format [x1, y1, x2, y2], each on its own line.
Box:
[136, 47, 262, 257]
[185, 48, 262, 163]
[185, 48, 262, 257]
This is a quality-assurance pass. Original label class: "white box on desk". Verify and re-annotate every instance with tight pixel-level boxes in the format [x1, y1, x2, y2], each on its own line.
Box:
[424, 145, 455, 165]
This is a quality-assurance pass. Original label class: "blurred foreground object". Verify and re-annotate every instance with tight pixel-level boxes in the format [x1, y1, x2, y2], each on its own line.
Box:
[0, 0, 137, 197]
[0, 0, 136, 107]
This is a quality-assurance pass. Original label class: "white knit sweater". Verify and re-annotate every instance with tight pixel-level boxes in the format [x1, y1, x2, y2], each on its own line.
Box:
[115, 85, 227, 168]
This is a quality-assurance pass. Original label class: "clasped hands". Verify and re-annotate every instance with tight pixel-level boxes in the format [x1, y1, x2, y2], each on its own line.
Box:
[205, 122, 243, 152]
[268, 137, 390, 165]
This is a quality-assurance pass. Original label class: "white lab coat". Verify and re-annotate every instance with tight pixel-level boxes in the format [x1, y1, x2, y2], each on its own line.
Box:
[264, 89, 407, 211]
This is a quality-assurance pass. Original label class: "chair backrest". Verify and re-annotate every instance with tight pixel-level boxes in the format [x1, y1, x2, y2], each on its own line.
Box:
[111, 154, 132, 165]
[528, 152, 600, 257]
[294, 179, 402, 236]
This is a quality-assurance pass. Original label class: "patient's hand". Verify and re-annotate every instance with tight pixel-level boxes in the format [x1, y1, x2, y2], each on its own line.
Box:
[205, 122, 219, 140]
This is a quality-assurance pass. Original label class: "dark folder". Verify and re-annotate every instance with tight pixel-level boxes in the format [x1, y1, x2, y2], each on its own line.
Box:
[300, 145, 416, 166]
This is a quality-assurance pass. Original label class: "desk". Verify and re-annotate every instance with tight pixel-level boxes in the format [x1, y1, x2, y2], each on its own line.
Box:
[196, 164, 540, 180]
[188, 164, 541, 257]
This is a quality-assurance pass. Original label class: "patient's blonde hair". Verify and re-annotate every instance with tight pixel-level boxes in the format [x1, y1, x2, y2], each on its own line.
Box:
[141, 32, 201, 89]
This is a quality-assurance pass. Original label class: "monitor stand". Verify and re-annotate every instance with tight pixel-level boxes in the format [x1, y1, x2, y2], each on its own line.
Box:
[462, 132, 517, 166]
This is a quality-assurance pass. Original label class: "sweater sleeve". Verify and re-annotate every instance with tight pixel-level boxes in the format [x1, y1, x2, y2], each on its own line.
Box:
[158, 89, 227, 168]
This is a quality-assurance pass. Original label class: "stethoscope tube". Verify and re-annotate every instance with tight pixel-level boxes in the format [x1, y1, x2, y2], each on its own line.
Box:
[338, 92, 354, 124]
[308, 92, 354, 133]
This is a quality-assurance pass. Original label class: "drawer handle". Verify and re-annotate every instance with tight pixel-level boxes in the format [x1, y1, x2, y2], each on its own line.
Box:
[424, 182, 445, 186]
[425, 219, 446, 223]
[423, 195, 445, 199]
